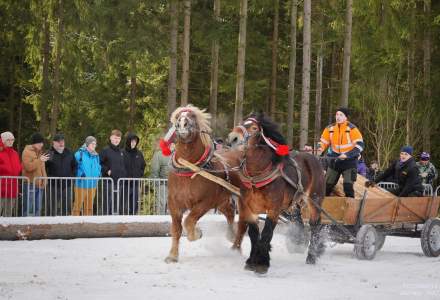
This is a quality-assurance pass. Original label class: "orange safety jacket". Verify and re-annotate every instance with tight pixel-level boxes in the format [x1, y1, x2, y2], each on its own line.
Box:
[319, 121, 364, 157]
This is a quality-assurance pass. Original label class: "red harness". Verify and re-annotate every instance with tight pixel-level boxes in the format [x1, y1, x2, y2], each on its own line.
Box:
[171, 144, 213, 177]
[239, 162, 284, 189]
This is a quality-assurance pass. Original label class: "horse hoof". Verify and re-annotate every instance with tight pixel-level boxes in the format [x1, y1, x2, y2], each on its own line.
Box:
[231, 245, 242, 254]
[306, 254, 316, 265]
[255, 265, 269, 274]
[226, 228, 235, 243]
[187, 228, 203, 242]
[165, 256, 178, 264]
[244, 263, 256, 271]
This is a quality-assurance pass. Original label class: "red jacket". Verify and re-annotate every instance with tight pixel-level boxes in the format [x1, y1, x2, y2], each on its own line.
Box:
[0, 141, 22, 198]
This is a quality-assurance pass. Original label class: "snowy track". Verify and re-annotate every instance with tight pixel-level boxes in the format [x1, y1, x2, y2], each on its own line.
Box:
[0, 220, 439, 300]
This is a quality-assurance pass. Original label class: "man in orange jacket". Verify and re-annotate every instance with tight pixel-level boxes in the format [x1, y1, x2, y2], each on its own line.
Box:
[319, 107, 364, 198]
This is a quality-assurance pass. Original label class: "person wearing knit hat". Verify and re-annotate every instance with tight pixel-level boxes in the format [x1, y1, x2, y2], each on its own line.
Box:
[21, 132, 48, 216]
[417, 151, 438, 185]
[72, 136, 101, 216]
[366, 145, 424, 197]
[0, 131, 22, 216]
[314, 107, 365, 198]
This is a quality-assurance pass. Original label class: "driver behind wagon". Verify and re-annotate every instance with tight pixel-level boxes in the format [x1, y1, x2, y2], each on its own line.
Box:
[365, 146, 424, 197]
[318, 107, 364, 198]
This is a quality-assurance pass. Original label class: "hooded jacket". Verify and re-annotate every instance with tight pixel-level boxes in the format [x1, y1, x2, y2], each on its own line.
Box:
[22, 145, 47, 188]
[74, 146, 101, 188]
[123, 133, 146, 178]
[0, 141, 22, 198]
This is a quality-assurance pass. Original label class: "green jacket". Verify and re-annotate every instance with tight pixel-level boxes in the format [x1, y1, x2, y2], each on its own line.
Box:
[150, 150, 170, 179]
[417, 161, 438, 185]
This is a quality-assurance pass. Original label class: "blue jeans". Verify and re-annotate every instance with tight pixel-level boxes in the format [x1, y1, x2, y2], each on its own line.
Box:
[23, 184, 43, 216]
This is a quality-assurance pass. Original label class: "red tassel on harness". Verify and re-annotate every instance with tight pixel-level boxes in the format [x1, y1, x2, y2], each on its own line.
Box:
[276, 144, 289, 156]
[160, 138, 172, 156]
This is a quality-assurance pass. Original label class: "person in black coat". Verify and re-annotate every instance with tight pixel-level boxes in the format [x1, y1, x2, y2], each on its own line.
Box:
[366, 146, 424, 197]
[45, 133, 77, 216]
[99, 129, 127, 215]
[122, 133, 146, 214]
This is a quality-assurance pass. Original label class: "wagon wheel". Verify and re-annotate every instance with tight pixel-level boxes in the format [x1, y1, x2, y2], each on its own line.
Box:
[376, 232, 386, 251]
[354, 225, 378, 260]
[421, 218, 440, 257]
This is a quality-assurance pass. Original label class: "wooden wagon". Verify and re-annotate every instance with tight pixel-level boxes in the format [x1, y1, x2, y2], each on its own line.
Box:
[301, 184, 440, 260]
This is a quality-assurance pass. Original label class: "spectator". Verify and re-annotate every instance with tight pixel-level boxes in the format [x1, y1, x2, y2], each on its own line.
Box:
[99, 129, 126, 215]
[366, 146, 424, 197]
[45, 133, 77, 216]
[22, 133, 48, 216]
[122, 133, 146, 215]
[417, 152, 438, 185]
[0, 132, 22, 217]
[366, 160, 382, 182]
[151, 138, 171, 214]
[72, 136, 101, 216]
[357, 154, 367, 177]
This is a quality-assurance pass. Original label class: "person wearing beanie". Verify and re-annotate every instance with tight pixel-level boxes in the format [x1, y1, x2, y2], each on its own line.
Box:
[45, 133, 77, 216]
[317, 107, 365, 198]
[0, 131, 22, 216]
[122, 133, 146, 215]
[417, 152, 438, 185]
[99, 129, 126, 215]
[366, 145, 424, 197]
[21, 132, 49, 216]
[72, 136, 101, 216]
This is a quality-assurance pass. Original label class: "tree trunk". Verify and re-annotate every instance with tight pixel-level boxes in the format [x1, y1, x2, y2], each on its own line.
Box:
[50, 0, 64, 138]
[406, 6, 416, 146]
[233, 0, 248, 125]
[39, 14, 51, 136]
[299, 0, 311, 149]
[181, 0, 191, 106]
[328, 42, 337, 124]
[287, 0, 298, 146]
[269, 0, 279, 120]
[340, 0, 352, 107]
[209, 0, 220, 134]
[8, 63, 15, 132]
[167, 0, 178, 117]
[17, 96, 23, 152]
[422, 0, 431, 151]
[314, 35, 324, 150]
[129, 58, 137, 132]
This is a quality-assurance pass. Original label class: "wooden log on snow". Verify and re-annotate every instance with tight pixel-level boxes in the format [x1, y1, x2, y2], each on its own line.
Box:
[332, 174, 395, 199]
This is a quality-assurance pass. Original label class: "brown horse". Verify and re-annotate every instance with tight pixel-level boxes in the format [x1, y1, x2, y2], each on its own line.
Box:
[164, 105, 242, 263]
[228, 113, 326, 273]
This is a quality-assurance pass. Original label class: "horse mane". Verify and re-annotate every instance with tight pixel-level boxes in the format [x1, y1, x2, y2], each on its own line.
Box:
[247, 112, 287, 145]
[170, 104, 212, 146]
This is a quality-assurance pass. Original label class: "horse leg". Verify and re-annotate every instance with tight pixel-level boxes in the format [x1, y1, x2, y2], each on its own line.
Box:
[232, 215, 247, 251]
[183, 203, 211, 241]
[217, 196, 236, 243]
[244, 221, 259, 271]
[253, 214, 277, 274]
[306, 194, 326, 265]
[165, 208, 183, 263]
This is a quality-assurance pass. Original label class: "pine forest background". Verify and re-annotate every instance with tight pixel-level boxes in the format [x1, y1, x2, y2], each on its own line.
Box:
[1, 0, 440, 172]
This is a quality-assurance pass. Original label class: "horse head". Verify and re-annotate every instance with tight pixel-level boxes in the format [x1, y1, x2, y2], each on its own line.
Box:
[169, 105, 212, 145]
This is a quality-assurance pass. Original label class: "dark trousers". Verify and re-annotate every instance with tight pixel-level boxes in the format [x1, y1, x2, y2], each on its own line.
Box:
[325, 167, 357, 198]
[121, 181, 140, 215]
[44, 184, 73, 216]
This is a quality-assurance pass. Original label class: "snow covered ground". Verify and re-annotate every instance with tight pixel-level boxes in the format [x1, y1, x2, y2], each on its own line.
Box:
[0, 219, 439, 300]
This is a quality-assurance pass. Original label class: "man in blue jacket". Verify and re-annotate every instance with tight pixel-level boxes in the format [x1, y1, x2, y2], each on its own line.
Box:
[72, 136, 101, 216]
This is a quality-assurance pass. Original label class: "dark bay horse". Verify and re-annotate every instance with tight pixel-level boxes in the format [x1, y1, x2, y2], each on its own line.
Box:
[228, 113, 326, 273]
[164, 105, 242, 263]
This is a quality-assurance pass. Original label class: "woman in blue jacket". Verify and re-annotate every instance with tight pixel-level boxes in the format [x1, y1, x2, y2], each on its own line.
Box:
[72, 136, 101, 216]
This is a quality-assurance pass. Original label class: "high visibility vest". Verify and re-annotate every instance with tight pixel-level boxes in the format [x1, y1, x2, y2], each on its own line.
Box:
[319, 121, 364, 154]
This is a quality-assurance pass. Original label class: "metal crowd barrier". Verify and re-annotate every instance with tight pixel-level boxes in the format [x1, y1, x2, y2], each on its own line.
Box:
[117, 178, 168, 215]
[0, 176, 30, 217]
[378, 182, 433, 197]
[0, 176, 169, 217]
